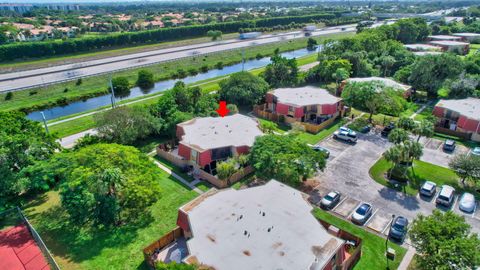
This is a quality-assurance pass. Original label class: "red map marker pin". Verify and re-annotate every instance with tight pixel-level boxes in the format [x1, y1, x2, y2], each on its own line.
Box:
[216, 101, 230, 117]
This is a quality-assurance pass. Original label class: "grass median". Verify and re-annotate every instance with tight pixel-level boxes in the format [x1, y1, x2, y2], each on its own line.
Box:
[369, 157, 472, 196]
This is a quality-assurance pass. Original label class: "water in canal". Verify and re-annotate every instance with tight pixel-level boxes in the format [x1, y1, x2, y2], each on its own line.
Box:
[28, 48, 316, 122]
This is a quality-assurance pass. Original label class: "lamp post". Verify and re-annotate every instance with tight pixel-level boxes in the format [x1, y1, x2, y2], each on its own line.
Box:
[386, 214, 395, 270]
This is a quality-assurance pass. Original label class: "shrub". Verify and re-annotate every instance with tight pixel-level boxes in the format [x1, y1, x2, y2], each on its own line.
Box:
[29, 90, 38, 95]
[256, 53, 263, 60]
[4, 92, 12, 100]
[63, 88, 69, 93]
[215, 61, 224, 69]
[76, 78, 82, 86]
[136, 69, 155, 89]
[176, 68, 187, 78]
[200, 65, 209, 73]
[188, 68, 198, 76]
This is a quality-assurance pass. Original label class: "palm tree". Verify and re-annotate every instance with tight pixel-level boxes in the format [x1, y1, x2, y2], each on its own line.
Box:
[388, 128, 409, 145]
[402, 141, 424, 176]
[383, 145, 403, 179]
[217, 159, 237, 185]
[413, 120, 434, 142]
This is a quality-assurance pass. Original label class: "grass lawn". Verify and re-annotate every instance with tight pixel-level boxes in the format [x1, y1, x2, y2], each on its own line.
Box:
[295, 118, 347, 145]
[0, 32, 352, 113]
[257, 118, 291, 134]
[153, 156, 194, 182]
[312, 208, 406, 270]
[21, 169, 198, 270]
[467, 43, 480, 57]
[132, 136, 170, 154]
[195, 181, 213, 192]
[369, 158, 473, 196]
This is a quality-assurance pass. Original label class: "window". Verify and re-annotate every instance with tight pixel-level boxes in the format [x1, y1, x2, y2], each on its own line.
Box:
[190, 149, 198, 163]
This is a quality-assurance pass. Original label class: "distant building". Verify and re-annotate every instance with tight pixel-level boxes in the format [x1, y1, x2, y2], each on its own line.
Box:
[176, 114, 263, 171]
[428, 35, 463, 41]
[263, 86, 343, 126]
[429, 40, 470, 55]
[0, 4, 33, 14]
[340, 77, 412, 97]
[433, 98, 480, 142]
[169, 180, 361, 270]
[404, 44, 442, 52]
[44, 5, 80, 11]
[452, 32, 480, 42]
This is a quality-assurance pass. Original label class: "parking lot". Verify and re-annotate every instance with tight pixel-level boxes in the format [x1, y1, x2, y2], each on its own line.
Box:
[311, 131, 480, 240]
[419, 137, 469, 168]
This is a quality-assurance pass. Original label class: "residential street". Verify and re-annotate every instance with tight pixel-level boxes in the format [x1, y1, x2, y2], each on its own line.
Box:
[311, 131, 480, 235]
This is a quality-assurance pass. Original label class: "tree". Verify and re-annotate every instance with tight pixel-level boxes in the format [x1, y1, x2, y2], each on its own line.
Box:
[449, 154, 480, 186]
[409, 210, 480, 270]
[111, 76, 131, 97]
[259, 121, 276, 134]
[249, 135, 326, 185]
[332, 68, 350, 88]
[364, 95, 383, 123]
[408, 54, 464, 96]
[388, 128, 409, 145]
[379, 55, 396, 77]
[207, 30, 222, 41]
[307, 37, 317, 51]
[383, 145, 403, 179]
[306, 59, 351, 83]
[216, 159, 237, 185]
[219, 72, 270, 106]
[396, 116, 416, 131]
[137, 69, 155, 89]
[263, 54, 298, 87]
[0, 111, 60, 207]
[412, 119, 434, 142]
[401, 140, 423, 168]
[95, 106, 162, 144]
[59, 144, 162, 226]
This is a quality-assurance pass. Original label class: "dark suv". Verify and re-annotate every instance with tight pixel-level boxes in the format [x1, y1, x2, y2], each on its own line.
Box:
[381, 123, 395, 137]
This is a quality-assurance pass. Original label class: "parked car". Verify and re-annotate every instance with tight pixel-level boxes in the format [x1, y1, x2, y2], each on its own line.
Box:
[388, 216, 409, 242]
[470, 147, 480, 156]
[459, 193, 476, 213]
[311, 145, 330, 158]
[420, 181, 437, 197]
[381, 122, 395, 137]
[333, 128, 358, 143]
[436, 185, 456, 207]
[351, 203, 373, 225]
[443, 139, 456, 152]
[320, 191, 341, 210]
[360, 125, 371, 134]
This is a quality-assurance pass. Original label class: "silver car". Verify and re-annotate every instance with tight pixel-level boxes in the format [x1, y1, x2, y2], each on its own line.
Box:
[351, 203, 373, 225]
[459, 193, 476, 213]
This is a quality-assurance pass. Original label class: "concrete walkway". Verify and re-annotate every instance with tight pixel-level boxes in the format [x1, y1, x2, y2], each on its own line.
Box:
[398, 246, 416, 270]
[409, 102, 430, 120]
[150, 158, 203, 194]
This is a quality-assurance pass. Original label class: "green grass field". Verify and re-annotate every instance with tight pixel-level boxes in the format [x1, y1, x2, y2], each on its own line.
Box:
[22, 169, 198, 270]
[0, 32, 353, 113]
[294, 118, 348, 145]
[312, 208, 406, 270]
[369, 158, 471, 196]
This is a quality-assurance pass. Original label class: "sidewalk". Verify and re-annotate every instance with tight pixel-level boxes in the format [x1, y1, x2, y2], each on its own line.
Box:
[150, 157, 203, 194]
[397, 246, 416, 270]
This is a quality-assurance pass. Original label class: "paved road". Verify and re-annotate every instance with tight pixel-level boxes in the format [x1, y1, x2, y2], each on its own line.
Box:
[0, 22, 390, 92]
[312, 131, 480, 234]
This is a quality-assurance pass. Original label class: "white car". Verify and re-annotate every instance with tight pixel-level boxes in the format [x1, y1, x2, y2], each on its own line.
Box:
[470, 147, 480, 156]
[351, 203, 373, 225]
[459, 193, 476, 213]
[339, 126, 357, 136]
[420, 181, 437, 197]
[333, 130, 358, 143]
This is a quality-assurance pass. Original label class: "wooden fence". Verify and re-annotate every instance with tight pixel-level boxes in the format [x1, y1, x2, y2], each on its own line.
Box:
[197, 165, 254, 188]
[300, 117, 337, 134]
[143, 227, 184, 269]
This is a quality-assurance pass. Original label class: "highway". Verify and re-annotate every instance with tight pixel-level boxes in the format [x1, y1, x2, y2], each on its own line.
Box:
[0, 22, 394, 92]
[0, 24, 362, 92]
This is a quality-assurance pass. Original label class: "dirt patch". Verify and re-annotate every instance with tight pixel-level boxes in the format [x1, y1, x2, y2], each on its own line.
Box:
[243, 250, 251, 256]
[300, 179, 320, 193]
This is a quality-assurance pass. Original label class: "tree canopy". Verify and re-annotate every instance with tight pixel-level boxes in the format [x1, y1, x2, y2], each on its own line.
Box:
[218, 71, 270, 106]
[57, 144, 162, 226]
[249, 134, 326, 185]
[0, 111, 59, 208]
[262, 54, 298, 87]
[409, 210, 480, 270]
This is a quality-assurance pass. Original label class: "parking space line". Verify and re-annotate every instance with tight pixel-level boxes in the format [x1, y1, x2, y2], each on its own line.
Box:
[381, 217, 394, 235]
[332, 196, 348, 211]
[452, 196, 459, 211]
[347, 202, 363, 220]
[365, 208, 379, 226]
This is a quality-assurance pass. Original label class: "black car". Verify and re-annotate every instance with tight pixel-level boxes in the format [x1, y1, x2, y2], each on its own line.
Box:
[389, 216, 409, 242]
[381, 123, 395, 137]
[443, 139, 456, 152]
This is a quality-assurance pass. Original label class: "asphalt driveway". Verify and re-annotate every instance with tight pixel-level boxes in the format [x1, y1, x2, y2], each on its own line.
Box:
[419, 137, 469, 168]
[312, 131, 480, 234]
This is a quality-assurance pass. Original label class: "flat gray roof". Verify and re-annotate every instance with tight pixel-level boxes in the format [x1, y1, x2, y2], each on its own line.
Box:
[453, 33, 480, 37]
[404, 44, 442, 51]
[436, 98, 480, 121]
[428, 35, 463, 40]
[270, 86, 341, 107]
[182, 180, 344, 270]
[413, 51, 443, 56]
[178, 114, 263, 152]
[346, 77, 411, 91]
[429, 40, 470, 46]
